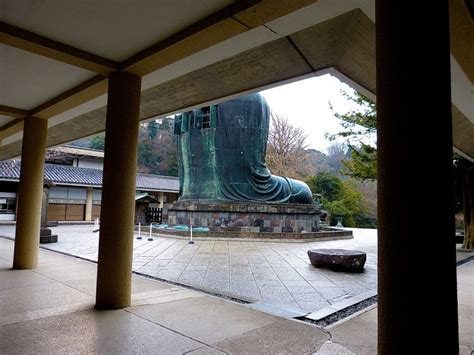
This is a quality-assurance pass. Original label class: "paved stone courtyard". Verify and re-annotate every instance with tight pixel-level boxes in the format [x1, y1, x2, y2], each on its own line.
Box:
[0, 225, 377, 313]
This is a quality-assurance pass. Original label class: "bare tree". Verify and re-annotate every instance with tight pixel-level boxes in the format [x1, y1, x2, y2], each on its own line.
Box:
[266, 112, 311, 179]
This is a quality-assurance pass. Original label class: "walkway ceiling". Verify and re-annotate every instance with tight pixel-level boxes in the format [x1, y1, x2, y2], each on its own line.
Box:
[1, 0, 473, 161]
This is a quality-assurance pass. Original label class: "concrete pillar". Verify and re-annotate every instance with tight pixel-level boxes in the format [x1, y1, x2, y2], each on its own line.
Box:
[96, 72, 141, 309]
[85, 187, 93, 221]
[158, 191, 164, 208]
[376, 2, 458, 354]
[13, 117, 48, 269]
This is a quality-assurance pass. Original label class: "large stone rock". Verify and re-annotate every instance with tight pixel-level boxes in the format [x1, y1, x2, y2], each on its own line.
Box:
[308, 249, 366, 272]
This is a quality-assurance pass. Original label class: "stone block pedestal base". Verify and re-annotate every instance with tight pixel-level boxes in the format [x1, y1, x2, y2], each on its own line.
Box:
[168, 201, 321, 234]
[40, 227, 58, 244]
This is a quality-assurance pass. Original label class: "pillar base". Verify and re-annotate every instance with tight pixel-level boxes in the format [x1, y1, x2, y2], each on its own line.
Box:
[40, 227, 57, 244]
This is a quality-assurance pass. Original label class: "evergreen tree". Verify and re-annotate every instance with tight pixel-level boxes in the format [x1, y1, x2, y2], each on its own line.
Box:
[147, 120, 159, 139]
[89, 135, 105, 150]
[306, 172, 375, 227]
[328, 90, 377, 181]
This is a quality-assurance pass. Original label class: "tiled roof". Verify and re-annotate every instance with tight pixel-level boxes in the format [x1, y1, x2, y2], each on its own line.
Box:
[0, 161, 179, 192]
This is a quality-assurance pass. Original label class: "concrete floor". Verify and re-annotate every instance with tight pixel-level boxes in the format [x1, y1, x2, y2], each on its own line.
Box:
[0, 237, 331, 354]
[0, 236, 471, 354]
[325, 259, 474, 355]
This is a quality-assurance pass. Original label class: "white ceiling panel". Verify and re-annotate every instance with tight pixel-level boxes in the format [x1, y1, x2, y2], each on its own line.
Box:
[1, 0, 233, 61]
[0, 44, 96, 110]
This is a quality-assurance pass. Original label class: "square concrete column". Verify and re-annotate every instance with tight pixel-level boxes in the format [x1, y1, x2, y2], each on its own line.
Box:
[96, 72, 141, 309]
[376, 1, 458, 353]
[85, 187, 93, 221]
[13, 116, 48, 269]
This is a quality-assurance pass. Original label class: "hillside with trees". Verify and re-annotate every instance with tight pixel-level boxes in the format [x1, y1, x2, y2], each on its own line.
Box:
[265, 110, 377, 227]
[72, 117, 177, 176]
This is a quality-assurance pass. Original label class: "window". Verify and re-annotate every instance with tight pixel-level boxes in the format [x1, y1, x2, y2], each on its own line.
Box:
[202, 107, 211, 129]
[0, 198, 16, 214]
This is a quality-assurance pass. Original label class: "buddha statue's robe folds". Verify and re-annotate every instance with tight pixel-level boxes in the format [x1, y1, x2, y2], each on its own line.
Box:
[174, 93, 313, 205]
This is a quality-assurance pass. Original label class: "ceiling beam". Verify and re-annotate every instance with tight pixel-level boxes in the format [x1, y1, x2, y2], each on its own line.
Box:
[0, 105, 29, 118]
[0, 21, 119, 75]
[31, 75, 108, 119]
[232, 0, 318, 28]
[449, 0, 474, 83]
[1, 0, 318, 145]
[121, 0, 317, 76]
[0, 118, 24, 141]
[121, 2, 255, 76]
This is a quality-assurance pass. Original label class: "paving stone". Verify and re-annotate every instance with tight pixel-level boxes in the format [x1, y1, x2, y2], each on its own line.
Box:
[317, 287, 349, 301]
[297, 301, 332, 312]
[0, 226, 378, 315]
[128, 297, 279, 344]
[0, 309, 202, 354]
[0, 269, 55, 290]
[292, 292, 326, 302]
[329, 308, 377, 348]
[0, 282, 94, 317]
[213, 319, 329, 353]
[186, 346, 226, 354]
[247, 301, 309, 318]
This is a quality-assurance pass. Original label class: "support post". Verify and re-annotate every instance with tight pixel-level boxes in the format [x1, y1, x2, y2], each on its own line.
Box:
[376, 1, 458, 353]
[85, 187, 93, 221]
[96, 72, 141, 309]
[158, 191, 164, 208]
[13, 117, 48, 269]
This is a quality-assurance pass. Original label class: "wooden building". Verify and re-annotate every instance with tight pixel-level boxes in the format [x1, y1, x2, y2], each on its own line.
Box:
[0, 159, 179, 222]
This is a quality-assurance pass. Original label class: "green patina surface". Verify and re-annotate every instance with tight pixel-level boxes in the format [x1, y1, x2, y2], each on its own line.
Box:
[174, 93, 313, 204]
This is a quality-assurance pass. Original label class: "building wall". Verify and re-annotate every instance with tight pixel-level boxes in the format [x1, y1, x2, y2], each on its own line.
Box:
[0, 182, 177, 222]
[165, 192, 179, 204]
[48, 204, 85, 221]
[0, 192, 16, 221]
[75, 157, 103, 170]
[147, 192, 179, 204]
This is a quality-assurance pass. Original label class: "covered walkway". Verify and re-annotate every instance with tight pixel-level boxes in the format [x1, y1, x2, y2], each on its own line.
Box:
[0, 237, 331, 354]
[1, 237, 472, 353]
[1, 0, 472, 352]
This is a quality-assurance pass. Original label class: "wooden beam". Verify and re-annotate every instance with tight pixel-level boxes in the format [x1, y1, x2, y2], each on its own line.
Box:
[0, 118, 24, 140]
[449, 0, 474, 83]
[0, 105, 28, 118]
[232, 0, 318, 28]
[1, 76, 107, 142]
[0, 22, 119, 75]
[31, 75, 108, 119]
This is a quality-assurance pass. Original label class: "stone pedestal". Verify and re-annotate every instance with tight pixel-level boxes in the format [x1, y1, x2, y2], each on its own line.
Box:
[39, 184, 57, 244]
[168, 201, 320, 233]
[40, 227, 58, 244]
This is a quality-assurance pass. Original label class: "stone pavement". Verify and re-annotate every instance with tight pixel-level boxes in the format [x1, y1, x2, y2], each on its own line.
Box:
[0, 225, 377, 315]
[1, 235, 471, 354]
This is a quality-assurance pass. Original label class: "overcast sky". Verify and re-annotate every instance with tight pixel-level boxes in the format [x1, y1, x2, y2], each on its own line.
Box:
[260, 74, 359, 153]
